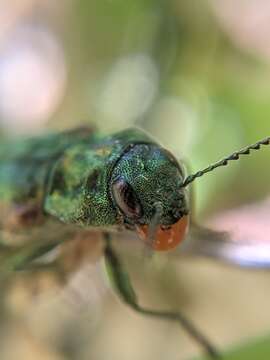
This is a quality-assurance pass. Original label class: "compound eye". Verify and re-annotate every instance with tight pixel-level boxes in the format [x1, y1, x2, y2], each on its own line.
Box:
[112, 178, 142, 219]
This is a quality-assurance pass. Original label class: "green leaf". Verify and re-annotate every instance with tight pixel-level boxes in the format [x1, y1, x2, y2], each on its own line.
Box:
[195, 334, 270, 360]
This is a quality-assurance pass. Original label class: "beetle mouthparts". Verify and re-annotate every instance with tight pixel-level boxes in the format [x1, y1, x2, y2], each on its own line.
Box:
[137, 215, 189, 251]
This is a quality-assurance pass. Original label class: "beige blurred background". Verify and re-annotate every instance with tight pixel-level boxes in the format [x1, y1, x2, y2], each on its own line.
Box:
[1, 1, 270, 359]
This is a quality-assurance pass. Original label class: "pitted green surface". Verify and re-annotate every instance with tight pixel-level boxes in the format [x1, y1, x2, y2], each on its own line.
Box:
[111, 144, 188, 226]
[44, 128, 156, 227]
[0, 126, 188, 229]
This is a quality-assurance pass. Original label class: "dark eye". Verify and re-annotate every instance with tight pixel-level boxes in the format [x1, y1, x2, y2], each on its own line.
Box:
[112, 178, 142, 219]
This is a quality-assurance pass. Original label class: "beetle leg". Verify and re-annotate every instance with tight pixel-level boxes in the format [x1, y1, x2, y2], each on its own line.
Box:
[103, 233, 220, 359]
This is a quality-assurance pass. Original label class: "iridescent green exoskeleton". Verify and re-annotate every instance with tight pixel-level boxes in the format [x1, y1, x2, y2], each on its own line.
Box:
[0, 126, 269, 359]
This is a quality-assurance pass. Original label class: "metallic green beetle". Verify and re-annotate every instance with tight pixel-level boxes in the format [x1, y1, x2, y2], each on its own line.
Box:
[0, 126, 269, 359]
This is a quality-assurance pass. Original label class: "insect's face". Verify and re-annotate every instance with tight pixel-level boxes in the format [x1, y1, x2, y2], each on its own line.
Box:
[111, 144, 189, 250]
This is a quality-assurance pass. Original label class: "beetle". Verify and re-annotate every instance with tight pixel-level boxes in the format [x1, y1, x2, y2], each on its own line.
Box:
[0, 126, 269, 359]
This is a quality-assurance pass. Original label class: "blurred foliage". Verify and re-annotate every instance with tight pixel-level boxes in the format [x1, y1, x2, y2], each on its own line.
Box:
[1, 1, 270, 359]
[2, 0, 270, 214]
[56, 0, 270, 215]
[197, 334, 270, 360]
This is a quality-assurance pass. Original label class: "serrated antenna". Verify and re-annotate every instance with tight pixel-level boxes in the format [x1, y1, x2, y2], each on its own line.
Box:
[181, 136, 270, 188]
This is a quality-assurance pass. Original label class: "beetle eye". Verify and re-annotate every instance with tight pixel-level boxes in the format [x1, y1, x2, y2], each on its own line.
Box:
[112, 178, 142, 219]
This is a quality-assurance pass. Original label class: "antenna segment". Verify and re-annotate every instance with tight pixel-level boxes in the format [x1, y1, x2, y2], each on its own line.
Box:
[181, 137, 270, 187]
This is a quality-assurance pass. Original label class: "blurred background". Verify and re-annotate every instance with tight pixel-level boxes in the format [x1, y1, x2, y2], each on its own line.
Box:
[1, 1, 270, 359]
